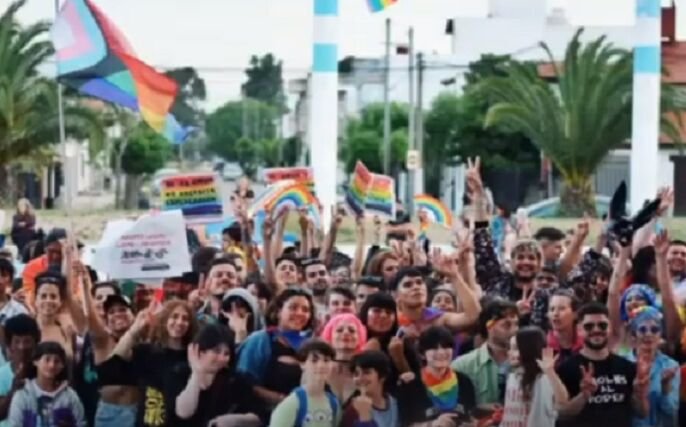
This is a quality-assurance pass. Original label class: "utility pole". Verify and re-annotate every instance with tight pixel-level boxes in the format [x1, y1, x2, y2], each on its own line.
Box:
[382, 18, 392, 176]
[414, 52, 425, 195]
[407, 27, 415, 213]
[54, 0, 70, 210]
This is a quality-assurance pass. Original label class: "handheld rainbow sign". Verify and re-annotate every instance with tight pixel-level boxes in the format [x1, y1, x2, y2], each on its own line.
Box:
[415, 194, 453, 229]
[368, 0, 398, 13]
[265, 184, 318, 217]
[160, 173, 223, 224]
[345, 161, 372, 216]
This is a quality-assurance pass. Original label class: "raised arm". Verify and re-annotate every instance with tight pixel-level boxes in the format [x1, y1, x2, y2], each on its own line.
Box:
[319, 207, 343, 266]
[76, 262, 108, 345]
[435, 253, 481, 332]
[271, 211, 287, 263]
[297, 208, 310, 259]
[176, 344, 207, 419]
[608, 246, 630, 349]
[351, 217, 366, 281]
[63, 249, 87, 336]
[261, 214, 281, 295]
[110, 303, 152, 360]
[558, 219, 589, 279]
[654, 231, 683, 345]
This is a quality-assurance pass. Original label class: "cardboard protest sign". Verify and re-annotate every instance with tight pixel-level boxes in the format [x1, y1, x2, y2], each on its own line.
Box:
[92, 210, 191, 280]
[262, 167, 314, 190]
[161, 173, 223, 224]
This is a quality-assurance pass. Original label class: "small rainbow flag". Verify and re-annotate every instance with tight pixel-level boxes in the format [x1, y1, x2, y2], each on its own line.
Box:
[415, 194, 453, 229]
[366, 174, 395, 218]
[368, 0, 398, 13]
[344, 161, 396, 219]
[265, 184, 319, 217]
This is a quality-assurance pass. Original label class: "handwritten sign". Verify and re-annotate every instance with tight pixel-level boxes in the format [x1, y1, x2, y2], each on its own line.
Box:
[161, 173, 223, 224]
[91, 210, 191, 280]
[262, 167, 314, 190]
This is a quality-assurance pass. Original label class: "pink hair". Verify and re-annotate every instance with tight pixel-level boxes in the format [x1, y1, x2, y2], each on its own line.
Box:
[320, 313, 368, 353]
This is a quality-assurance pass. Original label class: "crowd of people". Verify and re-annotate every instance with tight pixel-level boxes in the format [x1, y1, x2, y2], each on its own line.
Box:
[0, 161, 684, 427]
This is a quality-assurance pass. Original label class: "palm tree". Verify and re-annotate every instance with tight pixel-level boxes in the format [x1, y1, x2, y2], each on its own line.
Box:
[0, 0, 103, 202]
[479, 29, 686, 215]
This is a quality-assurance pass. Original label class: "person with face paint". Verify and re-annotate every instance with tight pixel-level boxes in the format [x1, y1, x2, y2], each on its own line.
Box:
[236, 289, 316, 422]
[320, 314, 367, 403]
[393, 253, 480, 337]
[452, 299, 519, 407]
[624, 306, 679, 427]
[556, 302, 650, 427]
[175, 324, 259, 427]
[397, 326, 476, 427]
[8, 342, 85, 427]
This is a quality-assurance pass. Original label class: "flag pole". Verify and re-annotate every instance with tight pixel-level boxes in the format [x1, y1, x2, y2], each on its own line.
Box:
[54, 0, 70, 211]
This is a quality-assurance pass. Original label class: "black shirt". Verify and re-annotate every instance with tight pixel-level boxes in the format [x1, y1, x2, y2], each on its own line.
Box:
[556, 353, 636, 427]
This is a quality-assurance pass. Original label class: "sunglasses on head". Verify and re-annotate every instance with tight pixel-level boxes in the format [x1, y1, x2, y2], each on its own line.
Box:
[636, 325, 661, 336]
[582, 321, 609, 332]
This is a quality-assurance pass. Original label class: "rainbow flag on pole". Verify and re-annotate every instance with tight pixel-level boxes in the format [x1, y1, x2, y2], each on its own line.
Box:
[368, 0, 398, 13]
[51, 0, 189, 143]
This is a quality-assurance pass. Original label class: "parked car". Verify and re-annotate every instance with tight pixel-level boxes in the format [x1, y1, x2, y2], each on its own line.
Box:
[222, 162, 243, 181]
[151, 168, 180, 197]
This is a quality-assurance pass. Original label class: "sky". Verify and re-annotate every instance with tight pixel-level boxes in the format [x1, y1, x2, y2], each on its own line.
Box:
[16, 0, 684, 110]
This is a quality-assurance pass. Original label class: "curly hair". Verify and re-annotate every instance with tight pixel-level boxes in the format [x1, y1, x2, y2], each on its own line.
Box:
[152, 300, 197, 348]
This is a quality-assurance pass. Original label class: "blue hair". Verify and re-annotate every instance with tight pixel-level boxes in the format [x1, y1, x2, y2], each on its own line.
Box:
[628, 306, 662, 334]
[619, 284, 657, 322]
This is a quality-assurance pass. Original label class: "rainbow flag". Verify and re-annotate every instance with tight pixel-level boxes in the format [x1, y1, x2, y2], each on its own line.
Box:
[344, 161, 396, 218]
[415, 194, 453, 229]
[160, 174, 223, 224]
[368, 0, 398, 13]
[51, 0, 189, 143]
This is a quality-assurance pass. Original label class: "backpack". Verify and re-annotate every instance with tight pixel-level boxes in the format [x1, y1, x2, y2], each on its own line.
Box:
[294, 386, 339, 427]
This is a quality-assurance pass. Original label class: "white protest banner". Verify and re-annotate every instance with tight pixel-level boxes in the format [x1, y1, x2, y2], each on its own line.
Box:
[92, 210, 190, 280]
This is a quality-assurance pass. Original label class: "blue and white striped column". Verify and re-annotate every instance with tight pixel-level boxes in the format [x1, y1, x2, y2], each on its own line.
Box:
[630, 0, 661, 213]
[310, 0, 339, 225]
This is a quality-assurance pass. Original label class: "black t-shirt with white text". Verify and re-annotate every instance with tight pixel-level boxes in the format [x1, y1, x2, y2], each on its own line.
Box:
[556, 353, 636, 427]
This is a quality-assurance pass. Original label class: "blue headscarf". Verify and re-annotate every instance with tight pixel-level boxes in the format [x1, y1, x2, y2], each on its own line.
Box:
[628, 305, 663, 334]
[620, 284, 657, 322]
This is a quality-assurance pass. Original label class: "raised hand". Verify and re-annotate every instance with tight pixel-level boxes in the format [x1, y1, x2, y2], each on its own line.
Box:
[580, 363, 598, 398]
[536, 347, 559, 375]
[222, 302, 250, 339]
[654, 229, 670, 257]
[433, 253, 459, 278]
[298, 207, 309, 230]
[634, 355, 652, 397]
[465, 157, 484, 201]
[187, 343, 206, 374]
[656, 187, 674, 217]
[576, 216, 591, 241]
[516, 288, 534, 316]
[661, 366, 678, 395]
[351, 392, 374, 421]
[262, 212, 274, 237]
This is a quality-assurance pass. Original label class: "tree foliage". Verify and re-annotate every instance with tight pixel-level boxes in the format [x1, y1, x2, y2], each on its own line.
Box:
[205, 99, 276, 161]
[343, 102, 409, 174]
[120, 124, 170, 176]
[0, 0, 104, 167]
[242, 54, 287, 113]
[165, 66, 206, 127]
[479, 29, 686, 215]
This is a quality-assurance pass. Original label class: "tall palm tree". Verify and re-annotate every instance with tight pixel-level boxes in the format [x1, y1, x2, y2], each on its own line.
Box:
[0, 0, 103, 200]
[479, 29, 686, 215]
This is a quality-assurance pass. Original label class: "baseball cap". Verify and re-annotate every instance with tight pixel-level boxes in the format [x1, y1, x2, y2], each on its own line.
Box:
[103, 294, 132, 314]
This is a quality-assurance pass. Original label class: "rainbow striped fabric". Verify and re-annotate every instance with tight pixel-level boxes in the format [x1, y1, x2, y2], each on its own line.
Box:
[51, 0, 188, 143]
[368, 0, 398, 13]
[344, 161, 396, 218]
[421, 367, 459, 412]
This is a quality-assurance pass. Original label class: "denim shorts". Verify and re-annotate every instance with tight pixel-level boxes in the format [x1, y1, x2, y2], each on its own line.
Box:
[95, 401, 137, 427]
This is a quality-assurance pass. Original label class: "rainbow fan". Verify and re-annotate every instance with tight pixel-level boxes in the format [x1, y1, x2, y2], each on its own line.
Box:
[414, 194, 453, 229]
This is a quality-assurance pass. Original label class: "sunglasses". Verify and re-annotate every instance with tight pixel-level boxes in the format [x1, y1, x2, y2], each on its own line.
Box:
[582, 321, 609, 332]
[636, 325, 661, 336]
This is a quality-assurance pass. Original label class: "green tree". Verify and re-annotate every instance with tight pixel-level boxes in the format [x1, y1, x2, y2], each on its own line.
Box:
[479, 30, 686, 215]
[120, 123, 170, 209]
[343, 102, 409, 174]
[235, 137, 259, 178]
[0, 0, 104, 202]
[165, 66, 206, 127]
[259, 138, 282, 168]
[206, 99, 276, 161]
[242, 54, 287, 113]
